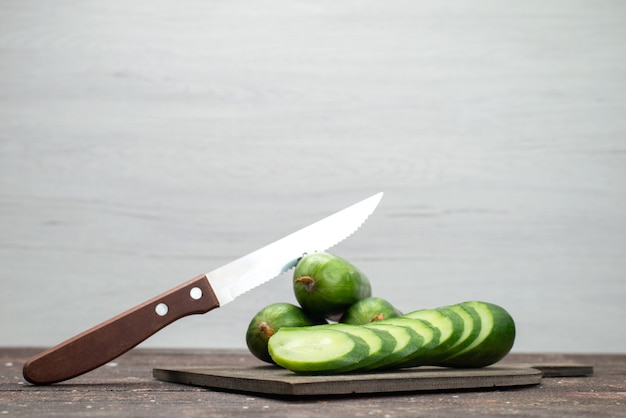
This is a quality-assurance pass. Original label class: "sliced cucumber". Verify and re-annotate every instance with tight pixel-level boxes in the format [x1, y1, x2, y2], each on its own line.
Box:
[432, 302, 481, 367]
[268, 327, 369, 374]
[430, 304, 482, 364]
[433, 306, 466, 351]
[436, 301, 515, 368]
[316, 323, 396, 372]
[263, 299, 516, 374]
[361, 323, 422, 371]
[372, 317, 439, 368]
[401, 307, 463, 365]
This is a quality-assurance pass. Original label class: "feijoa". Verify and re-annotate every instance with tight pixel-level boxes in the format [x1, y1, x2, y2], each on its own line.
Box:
[339, 297, 402, 324]
[245, 302, 325, 363]
[293, 252, 372, 319]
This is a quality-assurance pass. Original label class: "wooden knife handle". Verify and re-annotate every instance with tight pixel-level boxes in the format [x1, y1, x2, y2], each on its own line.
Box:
[22, 274, 220, 385]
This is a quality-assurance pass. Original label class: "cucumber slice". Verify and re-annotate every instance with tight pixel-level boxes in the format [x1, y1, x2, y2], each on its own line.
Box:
[432, 303, 481, 366]
[372, 317, 439, 369]
[433, 306, 466, 351]
[361, 323, 422, 371]
[316, 324, 396, 372]
[268, 327, 369, 374]
[436, 301, 515, 368]
[401, 307, 463, 365]
[438, 304, 482, 358]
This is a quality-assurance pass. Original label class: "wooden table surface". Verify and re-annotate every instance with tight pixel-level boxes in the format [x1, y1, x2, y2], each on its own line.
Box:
[1, 348, 624, 417]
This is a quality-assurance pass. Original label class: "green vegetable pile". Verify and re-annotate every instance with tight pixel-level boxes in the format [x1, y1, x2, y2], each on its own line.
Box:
[246, 252, 515, 374]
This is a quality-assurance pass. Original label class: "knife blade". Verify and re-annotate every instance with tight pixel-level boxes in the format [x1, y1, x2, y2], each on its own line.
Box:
[22, 192, 383, 385]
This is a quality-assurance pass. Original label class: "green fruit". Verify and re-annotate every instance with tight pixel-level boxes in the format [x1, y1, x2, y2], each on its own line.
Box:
[372, 317, 439, 368]
[245, 303, 325, 363]
[293, 252, 372, 319]
[339, 297, 402, 324]
[309, 323, 397, 373]
[435, 304, 482, 361]
[435, 301, 516, 368]
[268, 327, 370, 374]
[400, 306, 464, 366]
[361, 322, 422, 370]
[263, 300, 516, 374]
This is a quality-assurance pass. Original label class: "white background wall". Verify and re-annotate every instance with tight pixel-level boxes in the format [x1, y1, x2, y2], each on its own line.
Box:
[1, 1, 625, 353]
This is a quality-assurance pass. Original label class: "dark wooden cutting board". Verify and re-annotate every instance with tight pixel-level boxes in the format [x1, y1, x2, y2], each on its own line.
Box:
[153, 365, 544, 396]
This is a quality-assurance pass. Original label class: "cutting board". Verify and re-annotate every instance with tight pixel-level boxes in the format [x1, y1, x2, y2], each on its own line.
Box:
[153, 365, 543, 396]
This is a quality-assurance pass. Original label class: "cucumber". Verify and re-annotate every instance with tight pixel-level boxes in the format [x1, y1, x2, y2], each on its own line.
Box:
[293, 252, 372, 319]
[245, 303, 326, 363]
[268, 327, 369, 374]
[372, 317, 439, 368]
[315, 324, 396, 372]
[339, 297, 403, 324]
[361, 323, 422, 370]
[400, 306, 464, 366]
[435, 301, 515, 368]
[436, 304, 482, 360]
[260, 299, 516, 374]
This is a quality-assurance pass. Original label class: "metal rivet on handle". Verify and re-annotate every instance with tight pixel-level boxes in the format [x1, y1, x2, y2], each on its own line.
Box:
[155, 303, 168, 316]
[190, 287, 203, 300]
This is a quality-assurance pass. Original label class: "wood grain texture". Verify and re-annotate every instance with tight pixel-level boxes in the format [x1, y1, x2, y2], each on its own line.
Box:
[0, 349, 620, 417]
[1, 1, 625, 353]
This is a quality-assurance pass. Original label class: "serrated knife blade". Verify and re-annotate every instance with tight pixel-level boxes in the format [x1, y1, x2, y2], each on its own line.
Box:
[23, 192, 383, 385]
[209, 192, 383, 306]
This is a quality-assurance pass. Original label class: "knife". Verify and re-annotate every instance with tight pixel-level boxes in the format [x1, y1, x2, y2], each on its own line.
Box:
[22, 192, 383, 385]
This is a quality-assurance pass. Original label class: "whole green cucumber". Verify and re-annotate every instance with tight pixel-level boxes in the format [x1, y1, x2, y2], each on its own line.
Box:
[339, 297, 402, 324]
[245, 303, 326, 363]
[293, 252, 372, 319]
